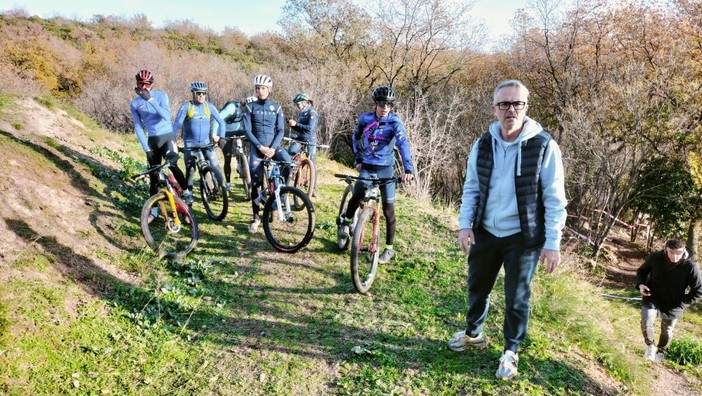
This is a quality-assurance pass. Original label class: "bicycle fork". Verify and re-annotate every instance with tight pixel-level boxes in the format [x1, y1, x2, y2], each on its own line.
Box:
[158, 190, 182, 230]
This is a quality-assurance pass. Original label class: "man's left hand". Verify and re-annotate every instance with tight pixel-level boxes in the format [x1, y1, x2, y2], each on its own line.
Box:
[401, 173, 414, 183]
[540, 249, 561, 274]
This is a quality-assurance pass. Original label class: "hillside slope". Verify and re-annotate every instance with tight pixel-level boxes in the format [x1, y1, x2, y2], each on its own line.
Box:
[0, 96, 700, 395]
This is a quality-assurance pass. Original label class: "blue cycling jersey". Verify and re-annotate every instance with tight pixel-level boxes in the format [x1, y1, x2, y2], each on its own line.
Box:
[290, 105, 318, 145]
[130, 91, 172, 152]
[173, 101, 226, 147]
[352, 111, 414, 173]
[243, 98, 285, 150]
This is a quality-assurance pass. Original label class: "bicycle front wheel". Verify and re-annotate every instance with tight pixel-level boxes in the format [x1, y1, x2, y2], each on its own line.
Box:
[200, 167, 228, 221]
[140, 192, 198, 259]
[350, 206, 380, 294]
[262, 186, 316, 253]
[237, 152, 251, 201]
[336, 184, 354, 251]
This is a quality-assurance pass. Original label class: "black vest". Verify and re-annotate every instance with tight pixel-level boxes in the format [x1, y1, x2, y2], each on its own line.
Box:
[474, 131, 552, 249]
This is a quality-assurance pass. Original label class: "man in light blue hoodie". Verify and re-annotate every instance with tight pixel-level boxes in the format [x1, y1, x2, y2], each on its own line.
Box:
[447, 80, 567, 381]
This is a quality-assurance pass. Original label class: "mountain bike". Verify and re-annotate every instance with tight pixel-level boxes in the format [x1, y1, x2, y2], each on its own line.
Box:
[130, 163, 198, 260]
[183, 143, 228, 221]
[335, 174, 400, 294]
[258, 159, 316, 253]
[223, 135, 252, 201]
[284, 137, 329, 207]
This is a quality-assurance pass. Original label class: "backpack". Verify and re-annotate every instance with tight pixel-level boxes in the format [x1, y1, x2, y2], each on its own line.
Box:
[221, 101, 243, 124]
[186, 100, 211, 120]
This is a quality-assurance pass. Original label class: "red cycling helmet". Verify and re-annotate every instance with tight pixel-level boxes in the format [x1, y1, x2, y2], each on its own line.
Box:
[135, 69, 154, 83]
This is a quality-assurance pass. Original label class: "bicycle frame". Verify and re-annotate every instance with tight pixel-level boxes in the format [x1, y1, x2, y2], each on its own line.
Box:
[260, 159, 291, 222]
[132, 164, 183, 227]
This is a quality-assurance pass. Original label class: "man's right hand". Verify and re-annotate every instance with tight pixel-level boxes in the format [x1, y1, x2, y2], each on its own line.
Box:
[135, 87, 151, 101]
[458, 228, 474, 253]
[639, 285, 651, 296]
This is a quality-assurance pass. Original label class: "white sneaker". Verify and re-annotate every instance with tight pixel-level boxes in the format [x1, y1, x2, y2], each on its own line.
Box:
[148, 207, 159, 223]
[225, 182, 232, 191]
[248, 218, 260, 234]
[183, 189, 194, 205]
[495, 350, 519, 380]
[644, 345, 657, 361]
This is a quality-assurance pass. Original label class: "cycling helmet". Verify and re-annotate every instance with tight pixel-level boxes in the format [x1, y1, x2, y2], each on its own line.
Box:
[293, 92, 311, 104]
[372, 86, 396, 102]
[245, 96, 257, 104]
[190, 81, 208, 92]
[135, 69, 154, 83]
[252, 75, 273, 88]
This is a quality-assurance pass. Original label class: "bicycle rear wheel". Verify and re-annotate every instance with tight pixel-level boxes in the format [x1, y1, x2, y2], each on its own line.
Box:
[140, 192, 198, 259]
[200, 167, 228, 221]
[262, 186, 316, 253]
[293, 158, 316, 203]
[237, 152, 252, 200]
[336, 184, 354, 250]
[350, 206, 380, 294]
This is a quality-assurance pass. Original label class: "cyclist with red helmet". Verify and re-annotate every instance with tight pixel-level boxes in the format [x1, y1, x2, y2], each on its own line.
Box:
[172, 81, 227, 204]
[129, 69, 187, 204]
[243, 74, 292, 233]
[338, 86, 415, 263]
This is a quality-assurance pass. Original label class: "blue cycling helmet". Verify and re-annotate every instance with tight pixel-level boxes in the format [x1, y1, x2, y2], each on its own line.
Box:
[190, 81, 208, 92]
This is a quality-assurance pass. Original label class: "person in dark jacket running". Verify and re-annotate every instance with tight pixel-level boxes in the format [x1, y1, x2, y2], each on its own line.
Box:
[636, 238, 702, 361]
[243, 74, 292, 233]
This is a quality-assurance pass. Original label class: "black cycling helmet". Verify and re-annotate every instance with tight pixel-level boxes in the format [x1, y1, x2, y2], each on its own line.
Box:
[372, 86, 396, 102]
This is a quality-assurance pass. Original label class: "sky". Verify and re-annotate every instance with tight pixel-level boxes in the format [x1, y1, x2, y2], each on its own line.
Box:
[1, 0, 527, 43]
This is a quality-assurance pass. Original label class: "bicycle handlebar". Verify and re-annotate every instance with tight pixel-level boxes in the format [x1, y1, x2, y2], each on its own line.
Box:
[130, 162, 169, 181]
[178, 142, 217, 151]
[284, 136, 330, 149]
[334, 173, 401, 185]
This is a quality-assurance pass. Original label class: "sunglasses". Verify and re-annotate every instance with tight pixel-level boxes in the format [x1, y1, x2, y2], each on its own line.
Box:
[136, 81, 152, 87]
[376, 101, 394, 108]
[194, 92, 207, 96]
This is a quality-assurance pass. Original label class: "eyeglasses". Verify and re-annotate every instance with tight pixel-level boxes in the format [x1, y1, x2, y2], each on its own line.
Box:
[376, 101, 394, 108]
[194, 92, 207, 96]
[495, 101, 527, 111]
[136, 81, 152, 87]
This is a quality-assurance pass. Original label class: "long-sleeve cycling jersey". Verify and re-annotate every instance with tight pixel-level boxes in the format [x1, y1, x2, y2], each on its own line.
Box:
[243, 98, 285, 150]
[130, 91, 172, 152]
[213, 101, 245, 135]
[290, 105, 319, 145]
[173, 101, 226, 147]
[352, 111, 414, 173]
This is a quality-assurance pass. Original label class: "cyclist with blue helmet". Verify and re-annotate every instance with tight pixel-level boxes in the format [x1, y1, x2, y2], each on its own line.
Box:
[129, 69, 187, 203]
[338, 86, 415, 263]
[243, 74, 292, 233]
[172, 81, 227, 204]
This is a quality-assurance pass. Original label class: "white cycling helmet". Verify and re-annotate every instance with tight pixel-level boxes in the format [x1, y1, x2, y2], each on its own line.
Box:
[252, 75, 273, 88]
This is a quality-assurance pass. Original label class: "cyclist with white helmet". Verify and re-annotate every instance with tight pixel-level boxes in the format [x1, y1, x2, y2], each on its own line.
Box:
[243, 74, 292, 233]
[287, 92, 320, 195]
[129, 69, 187, 203]
[338, 85, 415, 263]
[172, 81, 227, 204]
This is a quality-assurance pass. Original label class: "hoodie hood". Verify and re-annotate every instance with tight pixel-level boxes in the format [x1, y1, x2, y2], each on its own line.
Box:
[488, 116, 545, 176]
